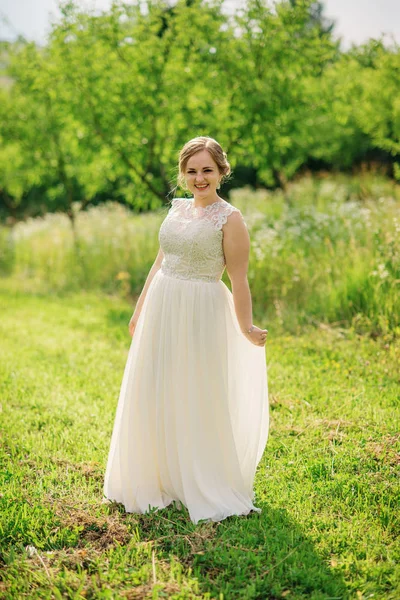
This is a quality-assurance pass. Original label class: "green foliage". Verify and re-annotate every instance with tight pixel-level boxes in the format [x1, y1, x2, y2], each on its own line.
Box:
[303, 39, 400, 172]
[3, 0, 400, 222]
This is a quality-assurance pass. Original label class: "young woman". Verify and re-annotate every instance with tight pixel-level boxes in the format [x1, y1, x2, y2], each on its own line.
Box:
[103, 136, 269, 524]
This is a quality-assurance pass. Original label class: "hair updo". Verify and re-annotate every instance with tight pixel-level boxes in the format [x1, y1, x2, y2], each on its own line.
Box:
[177, 136, 232, 191]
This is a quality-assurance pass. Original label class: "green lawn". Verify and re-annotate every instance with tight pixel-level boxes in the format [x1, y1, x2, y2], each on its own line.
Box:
[0, 281, 399, 599]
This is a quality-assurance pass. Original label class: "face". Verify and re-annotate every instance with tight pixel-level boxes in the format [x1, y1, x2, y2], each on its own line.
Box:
[184, 149, 222, 200]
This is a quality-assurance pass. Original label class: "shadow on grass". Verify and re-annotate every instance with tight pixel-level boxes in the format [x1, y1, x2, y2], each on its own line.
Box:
[106, 498, 348, 600]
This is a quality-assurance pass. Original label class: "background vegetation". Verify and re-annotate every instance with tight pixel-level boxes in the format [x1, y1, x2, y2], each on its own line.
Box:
[1, 0, 399, 335]
[1, 173, 399, 336]
[1, 1, 399, 598]
[0, 0, 399, 224]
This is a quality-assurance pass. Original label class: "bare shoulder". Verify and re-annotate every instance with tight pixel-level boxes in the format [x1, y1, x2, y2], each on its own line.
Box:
[221, 203, 248, 234]
[222, 204, 250, 279]
[222, 203, 249, 250]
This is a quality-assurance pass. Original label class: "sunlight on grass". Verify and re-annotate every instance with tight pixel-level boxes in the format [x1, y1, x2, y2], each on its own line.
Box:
[0, 284, 399, 599]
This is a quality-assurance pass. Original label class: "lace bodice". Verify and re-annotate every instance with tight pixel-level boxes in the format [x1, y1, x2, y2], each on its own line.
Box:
[158, 198, 243, 282]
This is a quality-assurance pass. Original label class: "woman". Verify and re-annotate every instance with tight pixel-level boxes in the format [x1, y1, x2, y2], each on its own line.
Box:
[103, 136, 269, 524]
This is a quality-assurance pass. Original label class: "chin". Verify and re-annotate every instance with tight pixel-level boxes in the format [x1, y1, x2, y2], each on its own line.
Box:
[192, 187, 215, 194]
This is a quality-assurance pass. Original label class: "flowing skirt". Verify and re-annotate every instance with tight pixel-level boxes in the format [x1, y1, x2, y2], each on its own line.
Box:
[103, 268, 269, 524]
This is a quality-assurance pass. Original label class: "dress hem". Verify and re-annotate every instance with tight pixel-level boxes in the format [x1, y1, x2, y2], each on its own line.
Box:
[102, 494, 262, 526]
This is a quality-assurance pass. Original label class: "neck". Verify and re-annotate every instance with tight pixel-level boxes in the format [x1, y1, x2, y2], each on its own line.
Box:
[193, 194, 220, 208]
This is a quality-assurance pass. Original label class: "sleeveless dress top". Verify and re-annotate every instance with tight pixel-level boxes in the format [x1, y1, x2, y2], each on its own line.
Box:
[159, 198, 242, 282]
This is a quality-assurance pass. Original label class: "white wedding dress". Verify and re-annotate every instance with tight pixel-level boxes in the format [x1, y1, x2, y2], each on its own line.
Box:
[103, 197, 269, 524]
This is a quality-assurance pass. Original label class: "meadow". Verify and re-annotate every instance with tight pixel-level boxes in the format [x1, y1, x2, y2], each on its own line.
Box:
[1, 174, 399, 599]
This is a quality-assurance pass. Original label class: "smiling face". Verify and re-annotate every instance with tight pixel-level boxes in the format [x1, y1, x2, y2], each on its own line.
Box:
[184, 149, 222, 202]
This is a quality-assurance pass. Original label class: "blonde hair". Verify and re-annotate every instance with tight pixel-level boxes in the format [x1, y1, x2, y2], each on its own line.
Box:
[176, 136, 232, 192]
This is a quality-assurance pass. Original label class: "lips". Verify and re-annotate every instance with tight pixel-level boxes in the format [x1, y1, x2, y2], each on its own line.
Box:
[195, 184, 209, 189]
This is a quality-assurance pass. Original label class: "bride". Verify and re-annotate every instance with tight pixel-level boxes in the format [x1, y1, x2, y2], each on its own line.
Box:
[103, 136, 269, 524]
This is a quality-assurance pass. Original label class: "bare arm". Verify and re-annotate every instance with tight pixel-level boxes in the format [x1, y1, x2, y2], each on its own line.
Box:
[223, 211, 252, 331]
[223, 211, 268, 346]
[131, 246, 164, 319]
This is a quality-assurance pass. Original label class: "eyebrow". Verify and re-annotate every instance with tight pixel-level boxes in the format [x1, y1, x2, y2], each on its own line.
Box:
[187, 166, 214, 169]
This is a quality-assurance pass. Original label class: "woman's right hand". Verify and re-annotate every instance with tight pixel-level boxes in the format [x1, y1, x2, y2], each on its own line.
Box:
[129, 312, 140, 337]
[245, 325, 268, 347]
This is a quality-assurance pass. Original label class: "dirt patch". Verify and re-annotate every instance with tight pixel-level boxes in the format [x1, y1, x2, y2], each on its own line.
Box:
[314, 418, 355, 429]
[120, 581, 182, 599]
[27, 545, 100, 573]
[365, 433, 400, 466]
[51, 457, 104, 481]
[51, 503, 132, 549]
[282, 418, 355, 439]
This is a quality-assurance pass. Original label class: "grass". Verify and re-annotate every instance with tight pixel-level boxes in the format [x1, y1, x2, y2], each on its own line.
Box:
[0, 281, 399, 599]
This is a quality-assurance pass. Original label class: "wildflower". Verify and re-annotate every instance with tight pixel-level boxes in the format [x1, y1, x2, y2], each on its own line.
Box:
[115, 271, 130, 281]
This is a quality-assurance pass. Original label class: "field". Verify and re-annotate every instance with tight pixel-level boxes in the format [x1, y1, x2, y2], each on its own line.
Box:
[1, 174, 399, 599]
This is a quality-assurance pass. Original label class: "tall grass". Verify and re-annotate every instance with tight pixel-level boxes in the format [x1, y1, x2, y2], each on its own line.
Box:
[1, 173, 399, 336]
[0, 203, 163, 297]
[235, 174, 400, 336]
